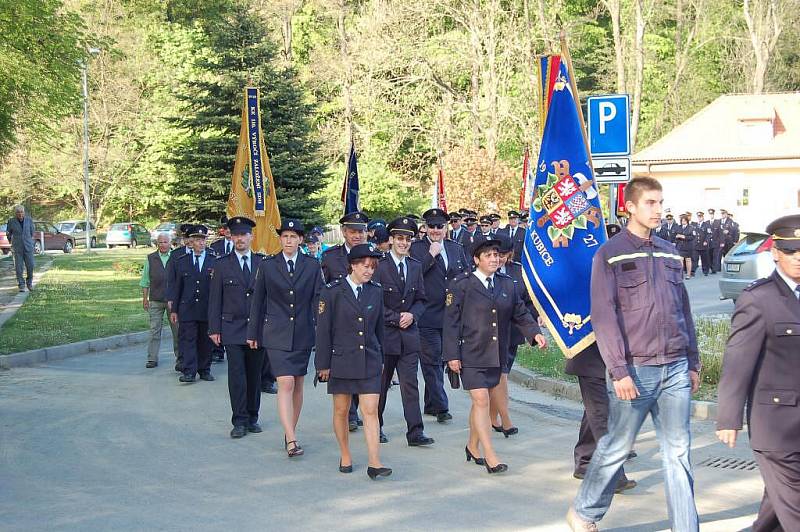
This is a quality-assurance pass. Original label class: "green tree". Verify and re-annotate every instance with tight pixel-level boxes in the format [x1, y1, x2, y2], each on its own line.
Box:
[167, 1, 325, 227]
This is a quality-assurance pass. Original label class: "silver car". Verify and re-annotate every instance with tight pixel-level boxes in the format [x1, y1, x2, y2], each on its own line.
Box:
[719, 232, 775, 302]
[55, 220, 98, 248]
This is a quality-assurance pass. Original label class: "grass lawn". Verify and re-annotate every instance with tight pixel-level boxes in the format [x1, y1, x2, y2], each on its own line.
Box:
[0, 248, 152, 355]
[516, 315, 730, 401]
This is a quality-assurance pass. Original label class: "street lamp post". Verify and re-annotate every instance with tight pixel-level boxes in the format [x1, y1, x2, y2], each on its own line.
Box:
[81, 47, 101, 252]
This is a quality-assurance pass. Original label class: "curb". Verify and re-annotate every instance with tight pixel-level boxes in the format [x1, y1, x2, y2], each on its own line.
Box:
[508, 365, 718, 422]
[0, 331, 150, 369]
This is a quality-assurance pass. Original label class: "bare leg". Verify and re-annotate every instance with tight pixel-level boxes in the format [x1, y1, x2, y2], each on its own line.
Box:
[292, 376, 305, 429]
[468, 395, 481, 457]
[489, 387, 500, 428]
[358, 394, 383, 468]
[332, 394, 352, 466]
[277, 376, 297, 443]
[470, 388, 501, 466]
[489, 374, 513, 429]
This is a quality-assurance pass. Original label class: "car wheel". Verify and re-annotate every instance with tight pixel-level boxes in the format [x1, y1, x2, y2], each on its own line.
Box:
[34, 241, 43, 254]
[107, 244, 115, 249]
[131, 239, 137, 248]
[63, 240, 73, 254]
[90, 237, 97, 248]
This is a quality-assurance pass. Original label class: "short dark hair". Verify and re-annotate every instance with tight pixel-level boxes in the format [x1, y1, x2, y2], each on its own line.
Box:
[624, 177, 662, 205]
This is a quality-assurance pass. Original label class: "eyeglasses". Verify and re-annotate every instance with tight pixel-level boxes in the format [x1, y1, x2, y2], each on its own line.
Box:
[480, 224, 490, 228]
[428, 224, 444, 229]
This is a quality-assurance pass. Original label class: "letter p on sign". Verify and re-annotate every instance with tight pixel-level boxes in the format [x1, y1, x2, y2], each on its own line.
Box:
[588, 94, 630, 156]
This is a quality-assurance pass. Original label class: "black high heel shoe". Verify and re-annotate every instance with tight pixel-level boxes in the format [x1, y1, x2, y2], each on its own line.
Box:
[491, 425, 503, 433]
[367, 466, 392, 480]
[339, 460, 353, 474]
[485, 462, 508, 474]
[501, 426, 519, 438]
[465, 446, 485, 466]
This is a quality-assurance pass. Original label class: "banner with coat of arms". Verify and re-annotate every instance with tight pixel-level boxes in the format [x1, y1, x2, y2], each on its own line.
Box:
[521, 56, 607, 358]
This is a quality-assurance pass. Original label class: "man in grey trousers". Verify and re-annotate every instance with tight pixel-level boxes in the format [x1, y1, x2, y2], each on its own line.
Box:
[6, 205, 35, 292]
[140, 233, 179, 368]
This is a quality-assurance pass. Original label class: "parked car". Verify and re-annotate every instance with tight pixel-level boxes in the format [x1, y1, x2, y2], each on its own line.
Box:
[0, 223, 10, 255]
[106, 223, 150, 248]
[33, 221, 75, 254]
[56, 220, 99, 248]
[150, 222, 180, 246]
[719, 232, 775, 302]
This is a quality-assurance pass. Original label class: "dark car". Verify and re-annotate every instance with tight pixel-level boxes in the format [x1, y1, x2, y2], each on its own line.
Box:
[33, 221, 75, 254]
[595, 162, 625, 176]
[719, 232, 775, 302]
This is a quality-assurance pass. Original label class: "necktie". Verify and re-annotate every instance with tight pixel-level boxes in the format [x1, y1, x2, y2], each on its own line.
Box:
[194, 254, 201, 273]
[356, 285, 362, 300]
[487, 276, 494, 294]
[399, 261, 405, 284]
[242, 255, 250, 281]
[226, 241, 231, 255]
[510, 228, 515, 239]
[288, 259, 295, 276]
[795, 285, 800, 301]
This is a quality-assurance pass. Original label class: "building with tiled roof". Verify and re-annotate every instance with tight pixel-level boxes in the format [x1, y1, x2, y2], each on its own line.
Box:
[632, 93, 800, 231]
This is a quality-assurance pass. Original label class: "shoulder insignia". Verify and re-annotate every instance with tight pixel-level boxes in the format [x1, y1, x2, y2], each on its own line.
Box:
[743, 277, 772, 292]
[370, 280, 382, 287]
[318, 300, 326, 315]
[446, 291, 454, 306]
[322, 245, 341, 255]
[253, 252, 266, 258]
[495, 271, 512, 279]
[406, 255, 420, 263]
[264, 254, 278, 261]
[325, 279, 342, 289]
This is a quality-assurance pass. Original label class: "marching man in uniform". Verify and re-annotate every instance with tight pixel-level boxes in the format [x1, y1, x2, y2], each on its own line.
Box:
[716, 214, 800, 532]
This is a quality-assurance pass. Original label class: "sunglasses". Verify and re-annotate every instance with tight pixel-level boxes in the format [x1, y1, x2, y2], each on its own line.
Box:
[428, 224, 445, 229]
[480, 224, 490, 227]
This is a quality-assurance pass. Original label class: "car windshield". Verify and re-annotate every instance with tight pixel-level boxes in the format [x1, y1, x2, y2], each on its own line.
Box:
[110, 223, 130, 230]
[731, 233, 768, 256]
[59, 223, 76, 232]
[154, 223, 174, 230]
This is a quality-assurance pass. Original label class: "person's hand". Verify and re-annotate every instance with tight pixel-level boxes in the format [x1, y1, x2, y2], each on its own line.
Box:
[613, 376, 639, 401]
[716, 429, 738, 448]
[447, 360, 461, 373]
[532, 334, 547, 349]
[247, 339, 258, 349]
[209, 333, 221, 346]
[317, 369, 330, 381]
[429, 241, 442, 257]
[689, 370, 700, 394]
[169, 312, 178, 325]
[399, 312, 414, 329]
[142, 298, 150, 310]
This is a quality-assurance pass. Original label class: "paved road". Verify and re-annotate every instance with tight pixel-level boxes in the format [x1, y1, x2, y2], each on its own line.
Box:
[0, 340, 762, 531]
[684, 273, 735, 316]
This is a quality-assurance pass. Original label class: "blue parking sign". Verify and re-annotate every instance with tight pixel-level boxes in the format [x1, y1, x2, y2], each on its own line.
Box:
[587, 94, 630, 156]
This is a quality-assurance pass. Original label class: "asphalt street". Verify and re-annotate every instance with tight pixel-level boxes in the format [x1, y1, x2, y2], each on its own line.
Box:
[683, 272, 735, 316]
[0, 339, 762, 531]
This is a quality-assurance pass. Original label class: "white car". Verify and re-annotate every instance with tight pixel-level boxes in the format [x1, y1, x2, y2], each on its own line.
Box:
[55, 220, 98, 248]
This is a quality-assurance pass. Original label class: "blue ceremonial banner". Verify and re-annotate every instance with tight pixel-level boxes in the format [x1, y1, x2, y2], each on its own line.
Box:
[341, 141, 360, 214]
[521, 60, 607, 357]
[246, 87, 267, 214]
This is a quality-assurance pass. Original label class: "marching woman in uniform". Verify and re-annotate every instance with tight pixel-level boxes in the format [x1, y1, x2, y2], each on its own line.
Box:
[247, 220, 322, 458]
[675, 214, 695, 279]
[315, 244, 392, 479]
[444, 239, 545, 474]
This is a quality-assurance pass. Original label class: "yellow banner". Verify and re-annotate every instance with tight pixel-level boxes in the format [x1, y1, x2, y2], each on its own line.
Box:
[227, 87, 281, 255]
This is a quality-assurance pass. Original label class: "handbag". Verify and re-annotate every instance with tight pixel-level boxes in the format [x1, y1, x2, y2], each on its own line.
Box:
[446, 366, 460, 389]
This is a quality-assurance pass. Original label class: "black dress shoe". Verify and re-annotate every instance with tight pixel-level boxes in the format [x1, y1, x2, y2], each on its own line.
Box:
[408, 435, 435, 447]
[357, 419, 363, 427]
[501, 426, 518, 438]
[261, 382, 277, 394]
[627, 450, 637, 459]
[367, 466, 392, 480]
[179, 374, 195, 383]
[485, 462, 508, 474]
[247, 423, 262, 433]
[199, 372, 214, 381]
[26, 284, 33, 291]
[615, 478, 637, 493]
[436, 412, 452, 423]
[145, 361, 157, 368]
[174, 364, 183, 373]
[348, 421, 358, 432]
[465, 446, 485, 466]
[18, 287, 25, 293]
[379, 431, 388, 443]
[339, 460, 353, 474]
[230, 426, 247, 439]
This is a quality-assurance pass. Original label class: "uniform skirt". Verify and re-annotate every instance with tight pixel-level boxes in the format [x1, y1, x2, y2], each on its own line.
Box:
[461, 366, 501, 390]
[327, 375, 382, 395]
[266, 348, 311, 377]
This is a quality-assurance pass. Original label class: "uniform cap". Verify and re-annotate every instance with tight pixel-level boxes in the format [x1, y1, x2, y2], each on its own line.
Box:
[189, 224, 209, 238]
[490, 213, 501, 221]
[479, 215, 492, 225]
[449, 212, 462, 221]
[347, 243, 383, 261]
[339, 211, 369, 230]
[507, 210, 520, 219]
[370, 227, 390, 244]
[227, 216, 256, 235]
[606, 223, 622, 238]
[387, 217, 418, 236]
[464, 214, 478, 224]
[277, 219, 305, 236]
[220, 214, 228, 225]
[472, 238, 502, 258]
[179, 223, 192, 237]
[766, 214, 800, 251]
[422, 208, 448, 225]
[367, 218, 386, 231]
[495, 234, 513, 253]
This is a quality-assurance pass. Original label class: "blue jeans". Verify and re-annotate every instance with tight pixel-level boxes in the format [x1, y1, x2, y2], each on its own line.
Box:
[574, 358, 698, 531]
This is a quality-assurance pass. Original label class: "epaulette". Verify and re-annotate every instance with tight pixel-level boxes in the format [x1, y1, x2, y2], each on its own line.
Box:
[406, 255, 421, 263]
[369, 280, 382, 287]
[252, 252, 266, 258]
[743, 277, 772, 292]
[510, 260, 522, 267]
[325, 279, 342, 289]
[322, 244, 342, 255]
[452, 272, 471, 284]
[264, 253, 278, 261]
[495, 271, 512, 279]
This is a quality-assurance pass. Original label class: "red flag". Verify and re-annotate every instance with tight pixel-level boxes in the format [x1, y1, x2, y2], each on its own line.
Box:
[436, 164, 448, 212]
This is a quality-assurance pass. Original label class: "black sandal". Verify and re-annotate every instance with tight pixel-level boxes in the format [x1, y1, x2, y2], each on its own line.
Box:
[286, 440, 304, 458]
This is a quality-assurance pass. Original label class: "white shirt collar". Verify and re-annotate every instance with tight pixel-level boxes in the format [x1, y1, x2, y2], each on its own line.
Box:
[389, 250, 406, 269]
[776, 265, 799, 294]
[346, 274, 362, 297]
[234, 249, 251, 262]
[472, 269, 493, 285]
[283, 251, 299, 263]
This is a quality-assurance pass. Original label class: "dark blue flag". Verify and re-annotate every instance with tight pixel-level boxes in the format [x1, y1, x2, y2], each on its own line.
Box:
[521, 61, 607, 357]
[341, 141, 360, 214]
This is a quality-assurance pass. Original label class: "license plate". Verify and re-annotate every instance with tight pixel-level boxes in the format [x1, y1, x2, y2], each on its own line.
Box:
[726, 263, 741, 273]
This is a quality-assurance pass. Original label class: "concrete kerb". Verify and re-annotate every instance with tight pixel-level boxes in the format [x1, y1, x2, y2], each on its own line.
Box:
[508, 365, 718, 421]
[0, 331, 150, 369]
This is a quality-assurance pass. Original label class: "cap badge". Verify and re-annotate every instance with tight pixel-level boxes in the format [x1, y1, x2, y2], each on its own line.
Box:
[288, 221, 294, 228]
[794, 229, 800, 238]
[403, 219, 408, 224]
